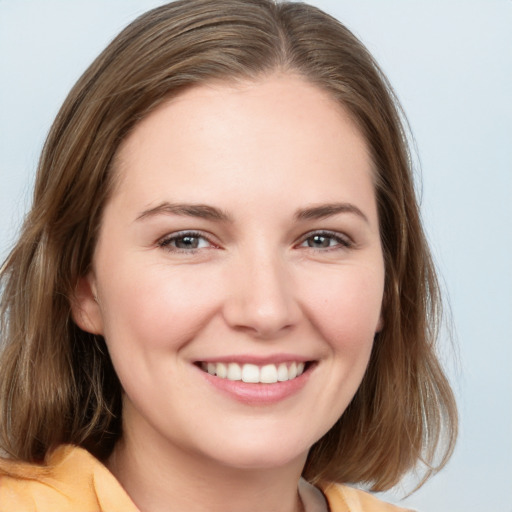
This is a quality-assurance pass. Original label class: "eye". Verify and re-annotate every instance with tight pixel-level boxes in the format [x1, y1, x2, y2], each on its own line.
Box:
[298, 231, 352, 250]
[158, 231, 214, 252]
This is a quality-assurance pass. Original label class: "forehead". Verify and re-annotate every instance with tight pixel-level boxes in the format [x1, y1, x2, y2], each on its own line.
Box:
[111, 74, 374, 214]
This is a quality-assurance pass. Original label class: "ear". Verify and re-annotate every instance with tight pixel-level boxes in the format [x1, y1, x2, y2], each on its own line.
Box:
[71, 273, 104, 335]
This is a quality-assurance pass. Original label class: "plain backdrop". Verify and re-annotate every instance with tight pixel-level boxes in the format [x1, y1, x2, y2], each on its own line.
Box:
[1, 1, 511, 511]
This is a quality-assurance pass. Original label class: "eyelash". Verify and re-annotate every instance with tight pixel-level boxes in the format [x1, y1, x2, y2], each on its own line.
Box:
[297, 230, 353, 251]
[158, 230, 352, 253]
[157, 231, 215, 253]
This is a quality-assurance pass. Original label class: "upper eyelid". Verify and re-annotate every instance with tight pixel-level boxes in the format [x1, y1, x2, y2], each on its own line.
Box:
[296, 229, 353, 245]
[157, 230, 216, 248]
[158, 229, 213, 240]
[156, 229, 353, 249]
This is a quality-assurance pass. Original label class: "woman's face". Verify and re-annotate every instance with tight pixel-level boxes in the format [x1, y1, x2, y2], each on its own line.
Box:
[75, 75, 385, 472]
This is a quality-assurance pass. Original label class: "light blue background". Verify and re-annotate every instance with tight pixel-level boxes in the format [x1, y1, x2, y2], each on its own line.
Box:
[1, 1, 511, 510]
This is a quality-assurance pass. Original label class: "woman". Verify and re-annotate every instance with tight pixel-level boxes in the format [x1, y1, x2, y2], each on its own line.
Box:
[0, 1, 457, 510]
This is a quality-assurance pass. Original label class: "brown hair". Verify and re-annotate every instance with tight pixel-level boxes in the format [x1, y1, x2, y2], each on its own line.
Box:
[0, 0, 457, 491]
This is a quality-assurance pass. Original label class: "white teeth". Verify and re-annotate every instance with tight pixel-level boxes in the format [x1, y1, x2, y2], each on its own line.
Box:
[202, 361, 307, 383]
[288, 362, 297, 379]
[277, 363, 289, 382]
[260, 364, 278, 383]
[227, 362, 242, 380]
[241, 364, 260, 383]
[216, 362, 227, 378]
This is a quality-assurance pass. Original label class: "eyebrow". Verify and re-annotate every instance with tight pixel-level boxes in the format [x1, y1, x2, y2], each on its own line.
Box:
[136, 202, 233, 223]
[294, 203, 369, 223]
[135, 201, 368, 224]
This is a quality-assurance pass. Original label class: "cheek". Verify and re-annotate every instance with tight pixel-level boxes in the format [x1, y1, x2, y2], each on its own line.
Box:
[300, 265, 384, 352]
[311, 266, 384, 388]
[288, 266, 384, 438]
[96, 259, 224, 352]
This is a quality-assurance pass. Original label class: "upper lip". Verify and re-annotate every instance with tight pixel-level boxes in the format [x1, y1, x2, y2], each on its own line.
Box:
[194, 354, 313, 365]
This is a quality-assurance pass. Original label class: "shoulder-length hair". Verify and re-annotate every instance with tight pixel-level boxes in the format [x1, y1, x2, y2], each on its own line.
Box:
[0, 0, 457, 491]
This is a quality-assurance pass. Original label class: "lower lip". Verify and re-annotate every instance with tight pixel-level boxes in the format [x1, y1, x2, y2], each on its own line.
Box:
[196, 364, 314, 405]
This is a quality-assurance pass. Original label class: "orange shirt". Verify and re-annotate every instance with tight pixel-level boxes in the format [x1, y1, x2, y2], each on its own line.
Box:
[0, 445, 412, 511]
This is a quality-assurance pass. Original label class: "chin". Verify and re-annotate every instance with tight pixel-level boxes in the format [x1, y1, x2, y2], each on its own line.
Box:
[196, 434, 312, 472]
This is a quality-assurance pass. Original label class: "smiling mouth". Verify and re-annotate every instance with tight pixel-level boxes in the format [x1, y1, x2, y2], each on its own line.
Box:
[196, 361, 313, 384]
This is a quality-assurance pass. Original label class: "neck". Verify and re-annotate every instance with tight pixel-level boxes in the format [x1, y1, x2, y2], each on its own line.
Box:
[107, 429, 307, 512]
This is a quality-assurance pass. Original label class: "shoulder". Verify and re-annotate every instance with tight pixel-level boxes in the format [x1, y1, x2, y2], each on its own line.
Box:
[0, 445, 138, 512]
[320, 482, 415, 512]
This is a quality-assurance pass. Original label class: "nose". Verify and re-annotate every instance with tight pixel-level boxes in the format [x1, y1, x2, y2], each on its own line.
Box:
[222, 250, 301, 339]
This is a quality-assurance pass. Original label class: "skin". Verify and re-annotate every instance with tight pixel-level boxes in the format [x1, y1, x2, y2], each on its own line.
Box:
[74, 74, 385, 512]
